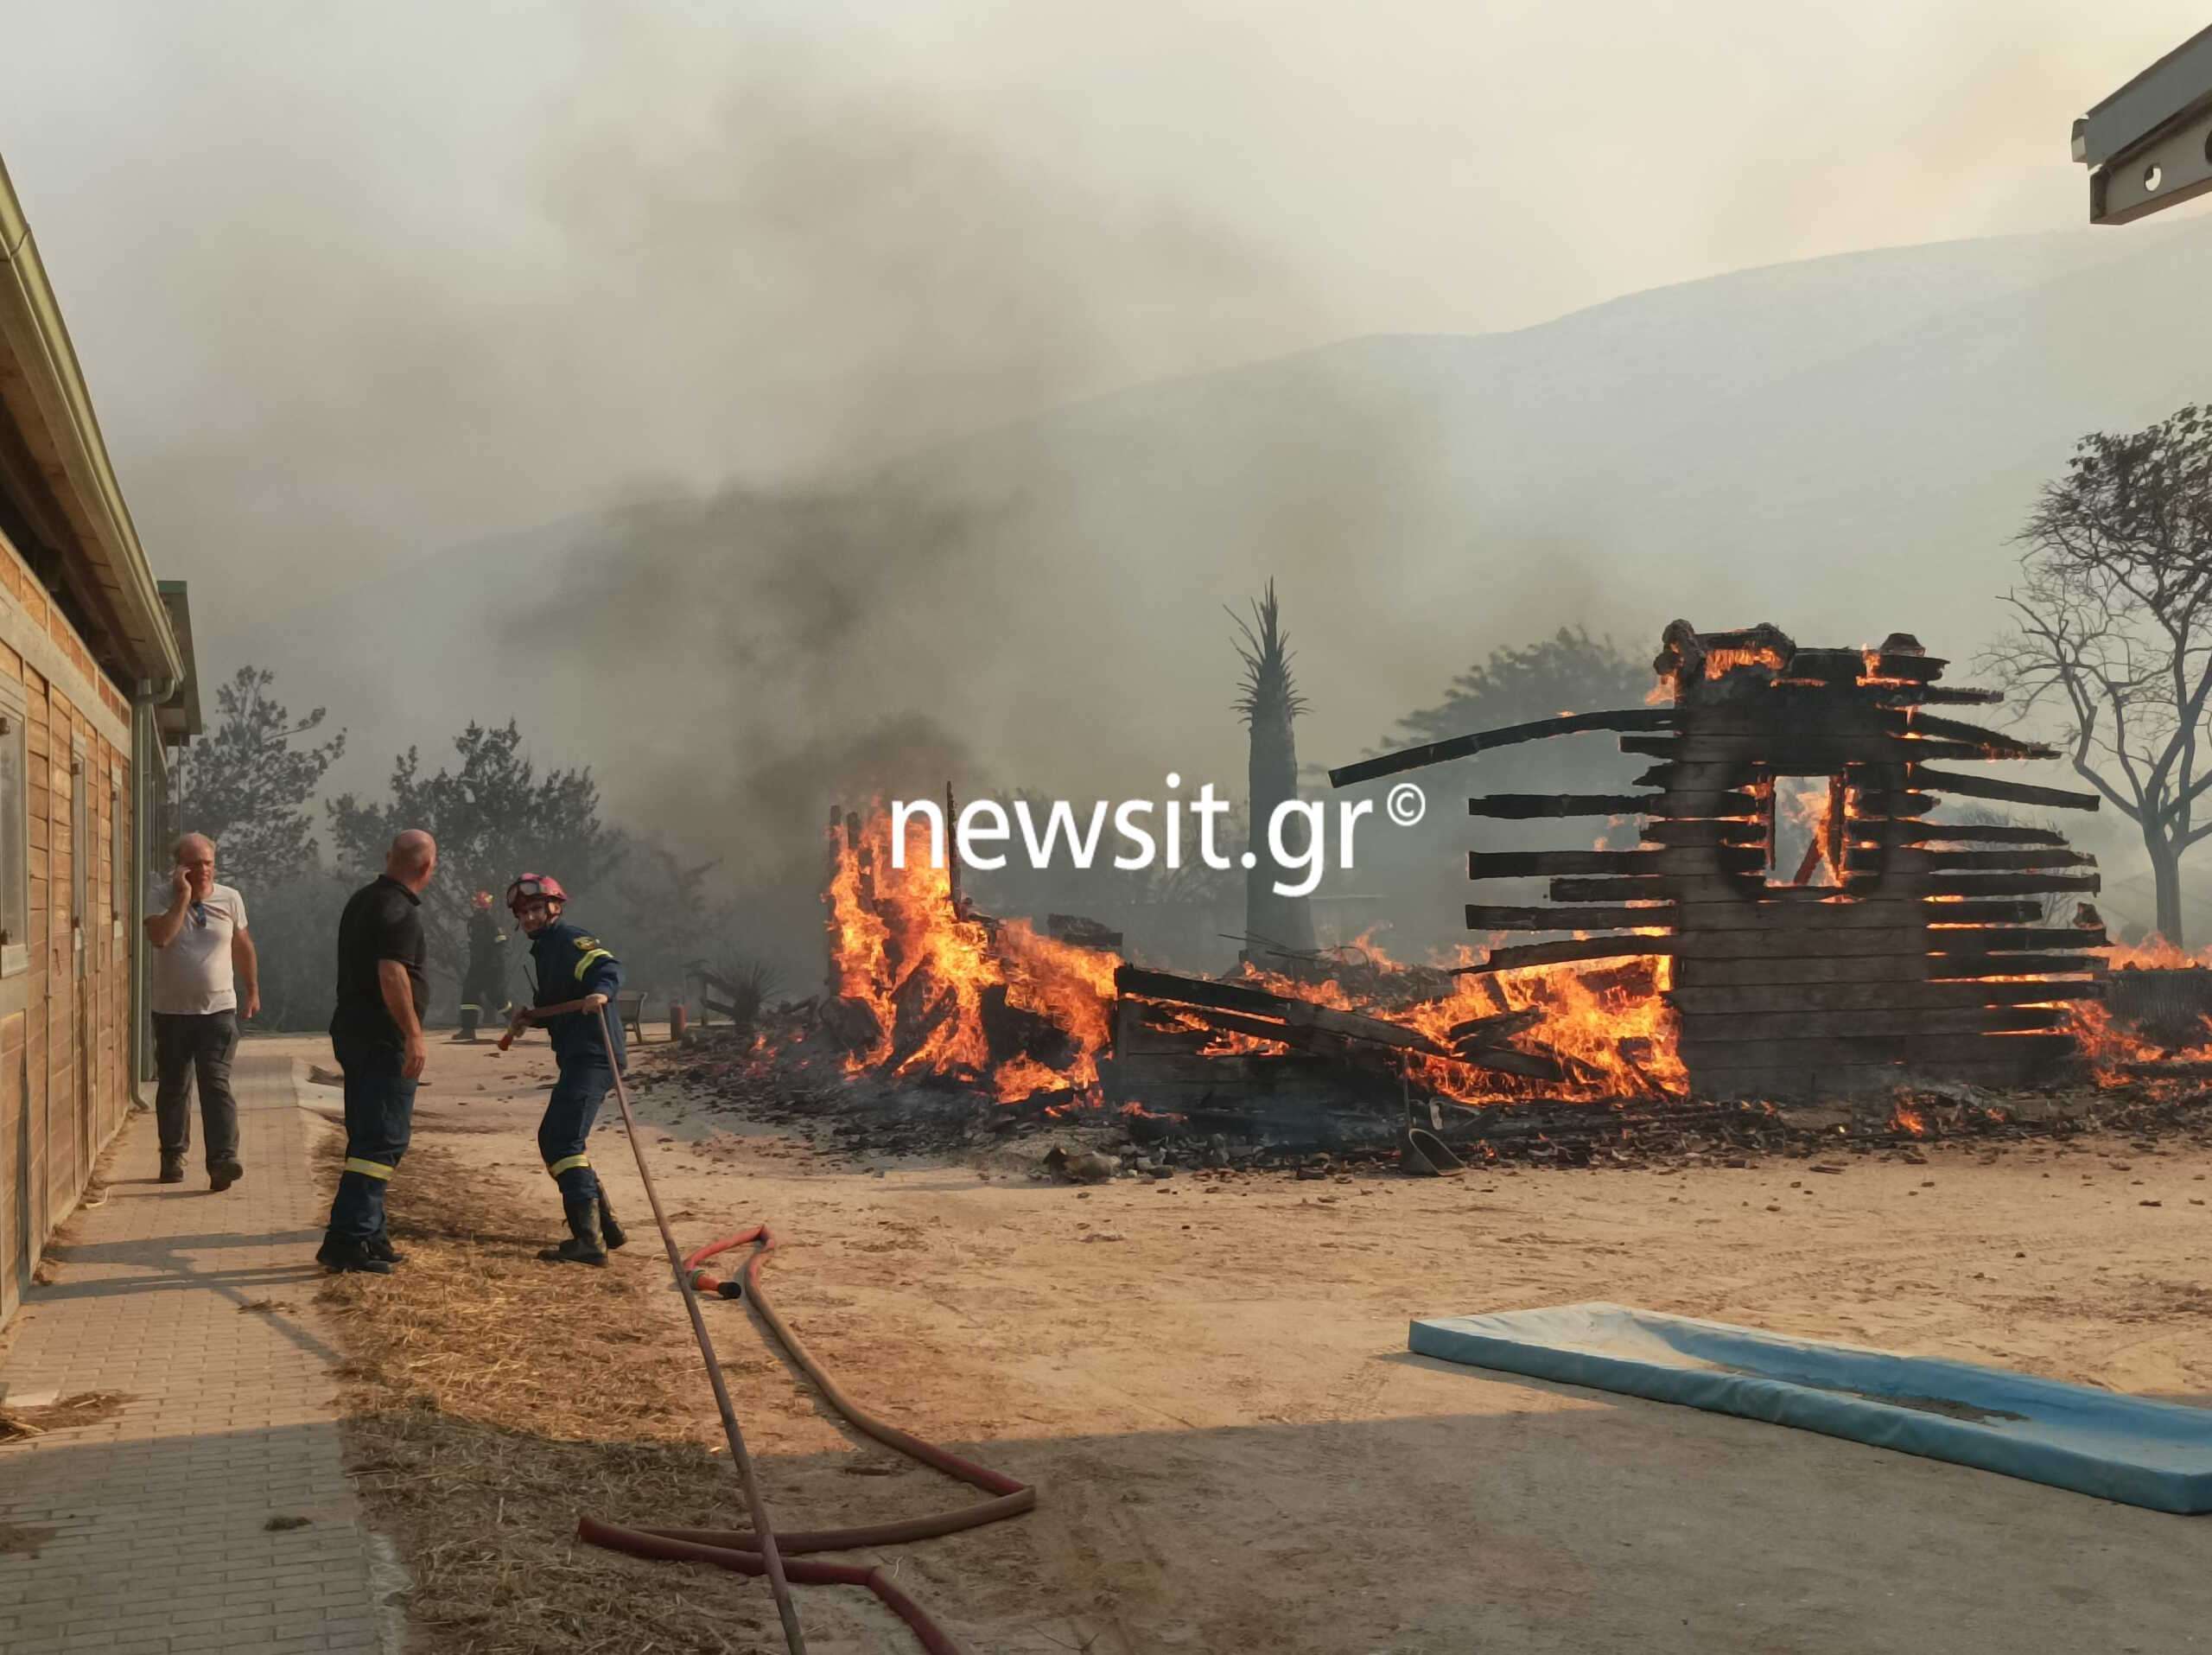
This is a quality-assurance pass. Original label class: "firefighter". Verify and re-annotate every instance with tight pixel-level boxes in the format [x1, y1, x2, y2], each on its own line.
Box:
[454, 890, 509, 1041]
[503, 873, 629, 1265]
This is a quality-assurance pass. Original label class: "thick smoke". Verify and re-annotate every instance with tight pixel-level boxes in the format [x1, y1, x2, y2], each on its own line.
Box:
[9, 6, 2210, 964]
[500, 480, 991, 983]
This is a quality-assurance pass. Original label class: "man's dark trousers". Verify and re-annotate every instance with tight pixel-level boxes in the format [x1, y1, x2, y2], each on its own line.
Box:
[152, 1010, 239, 1170]
[325, 1033, 418, 1244]
[540, 1058, 613, 1224]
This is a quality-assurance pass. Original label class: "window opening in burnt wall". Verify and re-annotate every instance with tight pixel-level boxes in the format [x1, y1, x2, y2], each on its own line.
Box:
[1766, 774, 1851, 888]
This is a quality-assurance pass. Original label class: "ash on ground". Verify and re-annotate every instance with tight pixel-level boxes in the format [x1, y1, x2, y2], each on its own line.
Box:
[635, 1017, 2212, 1183]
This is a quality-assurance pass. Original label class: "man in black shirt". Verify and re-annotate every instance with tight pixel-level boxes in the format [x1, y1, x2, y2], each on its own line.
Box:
[317, 830, 437, 1275]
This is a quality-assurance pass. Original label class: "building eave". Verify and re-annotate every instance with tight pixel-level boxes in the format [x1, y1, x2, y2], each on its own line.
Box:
[0, 152, 181, 691]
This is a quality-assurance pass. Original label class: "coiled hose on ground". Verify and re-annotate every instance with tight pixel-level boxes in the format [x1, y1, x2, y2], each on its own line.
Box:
[575, 1007, 1035, 1655]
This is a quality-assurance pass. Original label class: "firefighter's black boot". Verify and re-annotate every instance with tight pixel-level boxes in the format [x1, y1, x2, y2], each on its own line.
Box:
[596, 1190, 627, 1251]
[538, 1196, 607, 1266]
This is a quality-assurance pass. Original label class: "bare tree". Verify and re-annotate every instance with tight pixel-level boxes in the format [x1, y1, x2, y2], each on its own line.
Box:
[1985, 404, 2212, 944]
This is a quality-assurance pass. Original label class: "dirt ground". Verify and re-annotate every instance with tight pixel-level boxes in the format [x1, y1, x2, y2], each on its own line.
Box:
[277, 1029, 2212, 1654]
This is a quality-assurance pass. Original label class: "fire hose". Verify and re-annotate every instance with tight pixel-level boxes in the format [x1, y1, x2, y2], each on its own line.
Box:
[567, 1004, 1035, 1655]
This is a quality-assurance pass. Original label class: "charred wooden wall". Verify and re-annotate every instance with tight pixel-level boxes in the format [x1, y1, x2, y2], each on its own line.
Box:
[1457, 626, 2107, 1102]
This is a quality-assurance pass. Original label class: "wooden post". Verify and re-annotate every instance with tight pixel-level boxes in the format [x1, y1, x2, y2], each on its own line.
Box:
[848, 810, 873, 912]
[823, 805, 844, 998]
[945, 781, 963, 919]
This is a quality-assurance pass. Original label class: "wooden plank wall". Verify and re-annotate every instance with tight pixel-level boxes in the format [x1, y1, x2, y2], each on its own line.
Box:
[0, 543, 135, 1329]
[1461, 635, 2105, 1102]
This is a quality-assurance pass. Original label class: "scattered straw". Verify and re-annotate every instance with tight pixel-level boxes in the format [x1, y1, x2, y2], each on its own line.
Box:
[0, 1522, 56, 1556]
[314, 1139, 776, 1654]
[0, 1391, 131, 1442]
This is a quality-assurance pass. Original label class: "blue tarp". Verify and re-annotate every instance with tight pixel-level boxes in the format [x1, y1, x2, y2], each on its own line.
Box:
[1410, 1302, 2212, 1513]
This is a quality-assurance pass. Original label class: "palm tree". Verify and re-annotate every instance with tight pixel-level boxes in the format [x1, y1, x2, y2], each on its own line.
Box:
[1230, 582, 1319, 967]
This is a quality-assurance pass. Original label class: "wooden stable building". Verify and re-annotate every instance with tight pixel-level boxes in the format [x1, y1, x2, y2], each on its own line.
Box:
[1335, 621, 2107, 1102]
[0, 154, 194, 1327]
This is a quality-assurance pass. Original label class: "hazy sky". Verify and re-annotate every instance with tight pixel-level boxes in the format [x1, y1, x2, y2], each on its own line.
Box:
[0, 0, 2205, 632]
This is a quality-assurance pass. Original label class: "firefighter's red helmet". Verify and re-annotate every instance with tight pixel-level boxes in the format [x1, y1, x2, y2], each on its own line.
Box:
[470, 890, 494, 913]
[505, 873, 569, 911]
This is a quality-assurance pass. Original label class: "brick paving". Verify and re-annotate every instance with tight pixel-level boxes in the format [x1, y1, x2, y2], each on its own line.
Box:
[0, 1043, 402, 1654]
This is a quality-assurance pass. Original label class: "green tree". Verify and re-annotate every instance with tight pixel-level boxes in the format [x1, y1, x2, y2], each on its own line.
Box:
[1986, 404, 2212, 945]
[243, 871, 353, 1031]
[171, 666, 346, 885]
[605, 840, 744, 1003]
[327, 720, 622, 968]
[1392, 625, 1650, 745]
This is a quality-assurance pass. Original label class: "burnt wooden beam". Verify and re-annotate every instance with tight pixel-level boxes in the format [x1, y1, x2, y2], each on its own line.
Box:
[1698, 626, 1796, 652]
[1845, 792, 1938, 817]
[1678, 1031, 2077, 1070]
[1909, 686, 2006, 706]
[1898, 712, 2057, 756]
[1927, 925, 2107, 952]
[1465, 903, 1675, 932]
[1908, 767, 2101, 812]
[1676, 1005, 2072, 1041]
[1672, 929, 1942, 960]
[1446, 1006, 1547, 1044]
[1452, 1047, 1569, 1082]
[1927, 952, 2107, 979]
[1466, 792, 1664, 819]
[1116, 965, 1284, 1016]
[1866, 653, 1948, 682]
[1163, 1006, 1300, 1047]
[1648, 796, 1766, 822]
[1278, 996, 1453, 1057]
[1548, 875, 1736, 903]
[1662, 896, 2046, 929]
[1669, 978, 2103, 1015]
[1687, 692, 1896, 732]
[1471, 850, 1652, 878]
[1543, 875, 2047, 927]
[1470, 847, 1764, 880]
[1453, 935, 1678, 974]
[1846, 847, 2094, 874]
[1115, 964, 1452, 1057]
[1639, 819, 1766, 846]
[1859, 822, 2068, 846]
[1328, 708, 1676, 788]
[1674, 955, 1945, 987]
[1672, 924, 2104, 961]
[1633, 762, 1760, 791]
[1915, 871, 2101, 897]
[1860, 684, 2005, 706]
[1623, 735, 2012, 765]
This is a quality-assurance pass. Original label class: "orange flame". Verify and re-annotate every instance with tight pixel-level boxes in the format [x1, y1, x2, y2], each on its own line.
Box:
[1240, 939, 1685, 1103]
[826, 810, 1119, 1099]
[1707, 646, 1788, 678]
[828, 811, 1688, 1110]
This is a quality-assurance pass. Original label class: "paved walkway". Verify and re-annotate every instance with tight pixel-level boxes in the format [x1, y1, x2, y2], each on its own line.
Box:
[0, 1045, 400, 1654]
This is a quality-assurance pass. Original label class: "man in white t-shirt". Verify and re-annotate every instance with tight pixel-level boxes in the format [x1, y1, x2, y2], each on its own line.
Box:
[145, 833, 260, 1190]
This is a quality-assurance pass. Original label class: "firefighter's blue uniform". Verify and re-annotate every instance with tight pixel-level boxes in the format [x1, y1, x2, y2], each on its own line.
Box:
[528, 920, 624, 1241]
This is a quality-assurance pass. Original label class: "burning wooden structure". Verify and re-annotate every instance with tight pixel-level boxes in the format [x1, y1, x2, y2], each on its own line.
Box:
[1332, 622, 2111, 1101]
[817, 799, 1675, 1126]
[820, 804, 1122, 1104]
[1101, 954, 1680, 1117]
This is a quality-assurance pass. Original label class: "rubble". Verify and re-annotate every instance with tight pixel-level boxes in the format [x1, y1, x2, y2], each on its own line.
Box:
[641, 1015, 2212, 1180]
